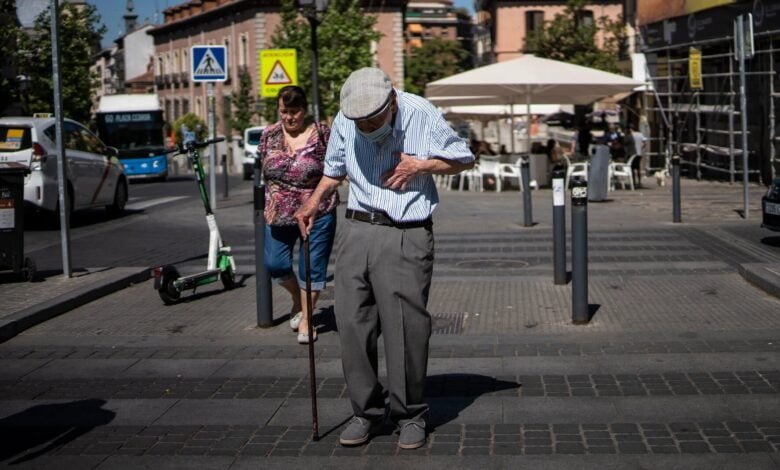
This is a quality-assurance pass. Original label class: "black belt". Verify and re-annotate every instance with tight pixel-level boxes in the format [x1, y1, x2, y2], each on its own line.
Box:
[345, 209, 432, 229]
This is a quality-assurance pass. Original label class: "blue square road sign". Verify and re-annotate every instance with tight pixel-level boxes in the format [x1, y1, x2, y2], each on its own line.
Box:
[191, 46, 228, 82]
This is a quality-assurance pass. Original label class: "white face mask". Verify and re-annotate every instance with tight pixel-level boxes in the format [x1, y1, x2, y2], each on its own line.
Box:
[357, 111, 393, 144]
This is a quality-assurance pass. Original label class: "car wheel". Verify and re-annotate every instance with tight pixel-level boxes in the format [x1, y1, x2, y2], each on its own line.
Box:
[107, 179, 128, 216]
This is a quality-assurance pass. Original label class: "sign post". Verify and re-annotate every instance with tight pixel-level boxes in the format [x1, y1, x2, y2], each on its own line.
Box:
[260, 49, 298, 99]
[734, 14, 753, 219]
[191, 45, 228, 210]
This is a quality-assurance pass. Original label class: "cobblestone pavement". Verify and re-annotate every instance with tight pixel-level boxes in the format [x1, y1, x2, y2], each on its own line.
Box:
[1, 178, 780, 468]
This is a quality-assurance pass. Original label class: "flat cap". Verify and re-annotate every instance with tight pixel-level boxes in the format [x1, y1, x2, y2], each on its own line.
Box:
[339, 67, 393, 120]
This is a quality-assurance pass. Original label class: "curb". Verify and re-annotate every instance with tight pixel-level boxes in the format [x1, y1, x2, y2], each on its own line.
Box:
[0, 267, 151, 343]
[738, 262, 780, 300]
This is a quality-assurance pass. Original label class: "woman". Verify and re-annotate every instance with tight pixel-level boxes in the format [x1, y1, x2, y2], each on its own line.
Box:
[258, 86, 338, 344]
[546, 138, 564, 168]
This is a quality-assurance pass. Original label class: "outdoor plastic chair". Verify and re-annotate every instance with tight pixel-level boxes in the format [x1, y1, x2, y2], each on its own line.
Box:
[610, 155, 636, 190]
[477, 156, 502, 191]
[458, 164, 481, 191]
[563, 154, 588, 188]
[499, 162, 522, 191]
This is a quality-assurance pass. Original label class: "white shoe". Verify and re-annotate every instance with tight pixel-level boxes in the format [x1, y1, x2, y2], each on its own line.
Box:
[297, 330, 317, 344]
[290, 312, 302, 331]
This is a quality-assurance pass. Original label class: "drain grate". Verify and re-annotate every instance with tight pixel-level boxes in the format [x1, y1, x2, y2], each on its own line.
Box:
[432, 313, 465, 335]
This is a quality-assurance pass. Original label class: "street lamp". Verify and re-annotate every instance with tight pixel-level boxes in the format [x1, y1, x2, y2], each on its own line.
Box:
[298, 0, 328, 123]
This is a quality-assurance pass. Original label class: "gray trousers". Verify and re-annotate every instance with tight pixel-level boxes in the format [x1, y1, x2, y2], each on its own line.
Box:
[334, 218, 434, 424]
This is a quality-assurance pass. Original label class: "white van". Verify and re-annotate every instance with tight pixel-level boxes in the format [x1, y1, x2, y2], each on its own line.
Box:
[241, 126, 265, 180]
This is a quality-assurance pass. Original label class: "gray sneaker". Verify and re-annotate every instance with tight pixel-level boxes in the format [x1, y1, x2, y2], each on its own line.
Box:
[398, 420, 426, 449]
[339, 416, 378, 446]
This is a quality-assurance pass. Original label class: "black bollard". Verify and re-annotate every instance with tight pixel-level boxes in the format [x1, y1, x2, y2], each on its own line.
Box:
[672, 155, 681, 223]
[521, 157, 533, 227]
[222, 154, 229, 199]
[552, 168, 566, 285]
[254, 160, 273, 328]
[570, 179, 589, 324]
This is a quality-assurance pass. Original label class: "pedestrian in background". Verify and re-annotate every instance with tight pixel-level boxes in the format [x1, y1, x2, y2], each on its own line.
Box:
[257, 85, 338, 344]
[295, 67, 474, 450]
[625, 123, 645, 188]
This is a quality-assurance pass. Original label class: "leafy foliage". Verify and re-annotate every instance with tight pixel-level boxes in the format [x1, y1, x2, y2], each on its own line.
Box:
[173, 113, 208, 146]
[263, 0, 381, 122]
[15, 2, 105, 123]
[230, 67, 256, 133]
[404, 38, 470, 95]
[0, 0, 21, 114]
[524, 0, 626, 74]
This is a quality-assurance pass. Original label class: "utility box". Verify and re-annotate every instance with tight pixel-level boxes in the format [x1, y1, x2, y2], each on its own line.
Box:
[588, 144, 610, 202]
[0, 162, 35, 281]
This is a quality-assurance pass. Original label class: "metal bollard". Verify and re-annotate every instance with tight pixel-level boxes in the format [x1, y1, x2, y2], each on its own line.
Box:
[254, 159, 273, 328]
[570, 179, 589, 324]
[520, 157, 533, 227]
[672, 155, 681, 223]
[222, 154, 229, 199]
[552, 168, 566, 285]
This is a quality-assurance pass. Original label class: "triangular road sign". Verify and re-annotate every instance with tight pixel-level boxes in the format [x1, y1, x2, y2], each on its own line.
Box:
[265, 60, 292, 85]
[195, 48, 226, 76]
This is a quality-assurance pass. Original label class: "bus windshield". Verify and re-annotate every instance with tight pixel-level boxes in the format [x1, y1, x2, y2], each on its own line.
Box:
[96, 111, 165, 159]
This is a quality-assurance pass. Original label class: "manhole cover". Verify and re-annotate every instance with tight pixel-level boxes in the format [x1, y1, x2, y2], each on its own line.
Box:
[455, 259, 530, 269]
[432, 313, 465, 335]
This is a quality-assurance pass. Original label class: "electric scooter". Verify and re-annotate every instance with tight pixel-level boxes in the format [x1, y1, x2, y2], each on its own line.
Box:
[152, 129, 236, 304]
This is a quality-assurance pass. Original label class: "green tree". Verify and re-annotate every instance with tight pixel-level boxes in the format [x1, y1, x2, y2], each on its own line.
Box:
[524, 0, 626, 74]
[15, 2, 105, 122]
[173, 113, 208, 146]
[263, 0, 381, 122]
[404, 38, 470, 96]
[0, 0, 22, 115]
[230, 67, 256, 134]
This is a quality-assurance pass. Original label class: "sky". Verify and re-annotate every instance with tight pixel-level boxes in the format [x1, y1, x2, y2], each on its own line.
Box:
[89, 0, 474, 48]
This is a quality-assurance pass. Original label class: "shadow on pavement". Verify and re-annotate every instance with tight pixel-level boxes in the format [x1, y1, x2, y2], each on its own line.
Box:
[0, 399, 115, 464]
[760, 235, 780, 248]
[426, 374, 520, 430]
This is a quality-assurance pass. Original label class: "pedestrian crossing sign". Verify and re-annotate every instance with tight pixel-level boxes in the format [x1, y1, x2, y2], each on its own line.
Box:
[191, 46, 228, 82]
[260, 49, 298, 98]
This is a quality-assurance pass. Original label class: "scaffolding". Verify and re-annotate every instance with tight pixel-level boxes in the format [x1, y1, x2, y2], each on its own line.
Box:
[640, 28, 780, 185]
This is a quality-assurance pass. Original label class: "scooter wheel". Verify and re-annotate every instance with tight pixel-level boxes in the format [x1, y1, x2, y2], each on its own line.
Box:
[21, 257, 36, 282]
[221, 268, 237, 290]
[159, 277, 181, 305]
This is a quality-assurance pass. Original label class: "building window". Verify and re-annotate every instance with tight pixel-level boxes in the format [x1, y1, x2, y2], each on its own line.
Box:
[165, 99, 172, 122]
[182, 50, 188, 74]
[195, 97, 202, 116]
[525, 10, 544, 36]
[157, 56, 164, 75]
[173, 51, 179, 73]
[182, 99, 189, 115]
[239, 34, 248, 67]
[576, 10, 594, 28]
[173, 99, 180, 120]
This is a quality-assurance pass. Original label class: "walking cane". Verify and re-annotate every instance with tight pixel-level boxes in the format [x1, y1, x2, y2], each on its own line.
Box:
[303, 237, 320, 441]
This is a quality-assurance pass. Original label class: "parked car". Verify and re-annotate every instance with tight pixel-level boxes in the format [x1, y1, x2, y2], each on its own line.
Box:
[0, 116, 128, 217]
[240, 125, 265, 180]
[762, 177, 780, 231]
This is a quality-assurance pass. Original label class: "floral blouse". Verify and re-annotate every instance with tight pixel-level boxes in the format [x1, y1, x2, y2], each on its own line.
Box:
[258, 121, 338, 226]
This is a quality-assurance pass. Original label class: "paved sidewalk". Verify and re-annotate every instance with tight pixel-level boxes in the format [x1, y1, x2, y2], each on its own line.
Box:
[1, 177, 780, 469]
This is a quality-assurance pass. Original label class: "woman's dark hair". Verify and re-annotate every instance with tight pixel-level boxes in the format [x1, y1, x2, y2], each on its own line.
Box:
[277, 86, 308, 109]
[546, 138, 556, 154]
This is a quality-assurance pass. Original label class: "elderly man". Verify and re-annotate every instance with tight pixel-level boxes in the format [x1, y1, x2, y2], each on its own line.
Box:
[295, 67, 474, 449]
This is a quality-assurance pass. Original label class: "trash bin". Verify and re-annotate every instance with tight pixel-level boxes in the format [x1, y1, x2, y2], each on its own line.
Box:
[0, 162, 35, 281]
[588, 144, 610, 202]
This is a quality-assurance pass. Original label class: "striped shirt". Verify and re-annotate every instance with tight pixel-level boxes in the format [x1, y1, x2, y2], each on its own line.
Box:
[324, 90, 474, 222]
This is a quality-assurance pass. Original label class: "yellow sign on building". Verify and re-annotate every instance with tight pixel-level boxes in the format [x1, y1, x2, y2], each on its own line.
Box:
[259, 49, 298, 98]
[689, 47, 703, 90]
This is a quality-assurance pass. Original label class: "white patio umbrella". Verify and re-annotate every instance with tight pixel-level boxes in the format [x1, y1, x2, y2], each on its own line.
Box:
[426, 55, 642, 152]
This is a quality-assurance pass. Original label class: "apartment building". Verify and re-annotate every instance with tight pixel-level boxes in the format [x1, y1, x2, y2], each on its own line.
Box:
[149, 0, 406, 136]
[473, 0, 624, 64]
[404, 0, 473, 56]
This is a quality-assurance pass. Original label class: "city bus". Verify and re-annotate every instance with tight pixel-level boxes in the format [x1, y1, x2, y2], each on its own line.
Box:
[95, 94, 168, 181]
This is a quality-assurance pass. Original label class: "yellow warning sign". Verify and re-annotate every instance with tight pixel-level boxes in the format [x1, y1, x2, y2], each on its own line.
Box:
[689, 47, 703, 90]
[260, 49, 298, 98]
